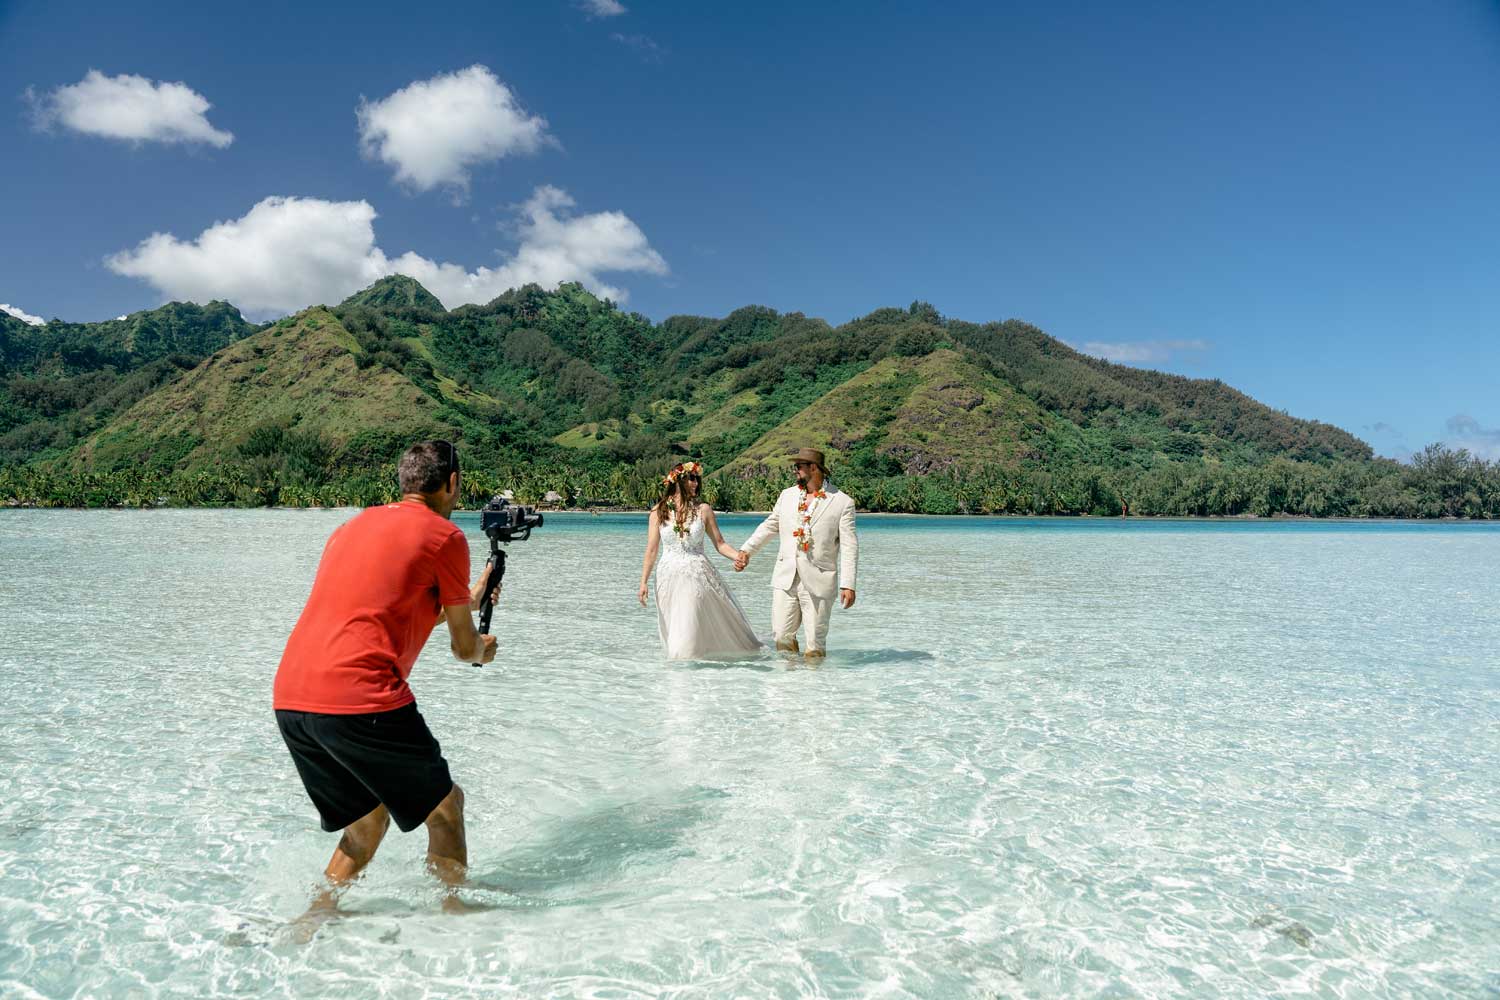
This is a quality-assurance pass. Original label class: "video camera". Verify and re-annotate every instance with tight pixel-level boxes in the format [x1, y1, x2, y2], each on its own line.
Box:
[472, 496, 545, 665]
[480, 496, 544, 542]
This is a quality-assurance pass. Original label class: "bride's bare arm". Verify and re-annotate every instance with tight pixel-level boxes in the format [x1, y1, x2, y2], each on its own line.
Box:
[638, 509, 661, 605]
[701, 505, 741, 560]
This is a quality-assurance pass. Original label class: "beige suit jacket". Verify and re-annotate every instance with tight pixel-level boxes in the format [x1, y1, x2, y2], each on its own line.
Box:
[743, 485, 858, 599]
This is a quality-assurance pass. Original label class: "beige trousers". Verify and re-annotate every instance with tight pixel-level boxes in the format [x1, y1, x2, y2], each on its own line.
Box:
[772, 574, 833, 653]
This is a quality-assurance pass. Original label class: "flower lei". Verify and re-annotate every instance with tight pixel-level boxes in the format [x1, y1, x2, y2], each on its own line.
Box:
[792, 487, 828, 553]
[662, 462, 704, 537]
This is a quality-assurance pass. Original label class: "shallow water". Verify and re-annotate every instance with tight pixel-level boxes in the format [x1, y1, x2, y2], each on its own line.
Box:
[1, 510, 1497, 998]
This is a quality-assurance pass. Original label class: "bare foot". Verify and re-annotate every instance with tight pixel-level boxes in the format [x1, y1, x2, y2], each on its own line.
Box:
[283, 903, 342, 945]
[441, 893, 496, 915]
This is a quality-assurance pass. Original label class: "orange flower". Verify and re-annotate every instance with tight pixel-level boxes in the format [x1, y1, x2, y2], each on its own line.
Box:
[664, 461, 705, 486]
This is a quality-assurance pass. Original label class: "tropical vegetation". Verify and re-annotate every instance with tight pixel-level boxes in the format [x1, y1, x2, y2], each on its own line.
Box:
[2, 277, 1494, 517]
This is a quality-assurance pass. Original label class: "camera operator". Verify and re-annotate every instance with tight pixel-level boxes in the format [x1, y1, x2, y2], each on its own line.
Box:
[273, 440, 497, 913]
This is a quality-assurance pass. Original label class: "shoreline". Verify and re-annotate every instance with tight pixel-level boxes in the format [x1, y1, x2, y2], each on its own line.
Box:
[2, 503, 1492, 524]
[531, 509, 1496, 524]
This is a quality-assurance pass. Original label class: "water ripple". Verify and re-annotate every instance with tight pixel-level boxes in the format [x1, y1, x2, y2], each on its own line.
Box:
[1, 511, 1497, 997]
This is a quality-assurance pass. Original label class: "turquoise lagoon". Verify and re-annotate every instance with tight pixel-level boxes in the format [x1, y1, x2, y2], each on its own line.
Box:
[1, 511, 1496, 997]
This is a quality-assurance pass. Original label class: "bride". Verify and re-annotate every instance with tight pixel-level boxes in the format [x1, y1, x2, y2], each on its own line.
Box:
[637, 461, 763, 660]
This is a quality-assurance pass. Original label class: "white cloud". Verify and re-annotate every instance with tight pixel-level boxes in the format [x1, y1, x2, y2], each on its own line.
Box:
[105, 187, 667, 318]
[106, 197, 390, 317]
[28, 70, 233, 147]
[1, 303, 46, 326]
[357, 66, 553, 196]
[611, 33, 665, 62]
[388, 186, 667, 306]
[1443, 414, 1500, 461]
[581, 0, 627, 16]
[1075, 339, 1209, 364]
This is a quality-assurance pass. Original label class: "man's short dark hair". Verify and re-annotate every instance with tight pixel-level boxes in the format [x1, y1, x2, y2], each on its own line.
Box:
[398, 440, 459, 494]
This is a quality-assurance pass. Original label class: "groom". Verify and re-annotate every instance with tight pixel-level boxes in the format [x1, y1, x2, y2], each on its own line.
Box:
[735, 448, 858, 657]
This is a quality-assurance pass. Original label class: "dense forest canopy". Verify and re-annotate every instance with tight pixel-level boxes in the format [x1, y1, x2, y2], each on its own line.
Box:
[1, 278, 1494, 517]
[0, 301, 253, 467]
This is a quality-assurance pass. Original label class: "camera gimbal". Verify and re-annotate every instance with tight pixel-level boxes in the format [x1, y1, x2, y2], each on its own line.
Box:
[472, 496, 544, 666]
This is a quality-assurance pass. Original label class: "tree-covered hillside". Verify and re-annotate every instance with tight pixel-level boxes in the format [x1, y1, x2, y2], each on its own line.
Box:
[2, 278, 1495, 517]
[0, 301, 253, 467]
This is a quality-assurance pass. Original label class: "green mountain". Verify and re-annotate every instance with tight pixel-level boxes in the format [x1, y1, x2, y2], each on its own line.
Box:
[946, 318, 1370, 463]
[0, 300, 254, 466]
[70, 305, 515, 478]
[339, 274, 446, 313]
[722, 349, 1047, 476]
[4, 279, 1493, 517]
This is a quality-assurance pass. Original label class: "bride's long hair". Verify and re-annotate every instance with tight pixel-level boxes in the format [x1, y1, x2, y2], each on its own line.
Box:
[654, 461, 704, 534]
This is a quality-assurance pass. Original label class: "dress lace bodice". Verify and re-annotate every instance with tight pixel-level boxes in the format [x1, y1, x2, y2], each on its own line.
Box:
[658, 511, 707, 559]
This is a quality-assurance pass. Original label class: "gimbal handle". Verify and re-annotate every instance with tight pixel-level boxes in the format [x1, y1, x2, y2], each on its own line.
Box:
[471, 539, 506, 667]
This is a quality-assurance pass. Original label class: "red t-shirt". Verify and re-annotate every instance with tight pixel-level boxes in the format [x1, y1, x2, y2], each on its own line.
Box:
[273, 500, 471, 714]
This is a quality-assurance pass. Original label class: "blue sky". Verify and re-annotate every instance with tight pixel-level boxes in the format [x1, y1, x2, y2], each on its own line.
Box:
[2, 0, 1498, 460]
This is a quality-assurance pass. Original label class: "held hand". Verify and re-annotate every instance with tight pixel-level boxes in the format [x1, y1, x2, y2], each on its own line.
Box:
[839, 588, 856, 609]
[733, 550, 749, 571]
[470, 568, 501, 610]
[638, 582, 649, 606]
[476, 634, 497, 664]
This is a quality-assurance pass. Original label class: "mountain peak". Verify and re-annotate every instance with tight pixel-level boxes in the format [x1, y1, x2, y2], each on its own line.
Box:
[339, 275, 445, 312]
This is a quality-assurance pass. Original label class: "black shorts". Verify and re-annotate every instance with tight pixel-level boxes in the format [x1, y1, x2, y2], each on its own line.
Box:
[275, 702, 453, 834]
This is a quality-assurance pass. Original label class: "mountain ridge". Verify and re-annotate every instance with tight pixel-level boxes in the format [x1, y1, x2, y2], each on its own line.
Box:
[12, 277, 1487, 518]
[0, 300, 255, 466]
[23, 279, 1373, 475]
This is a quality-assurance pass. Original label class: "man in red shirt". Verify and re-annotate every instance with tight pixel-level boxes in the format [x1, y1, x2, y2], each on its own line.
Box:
[274, 440, 497, 912]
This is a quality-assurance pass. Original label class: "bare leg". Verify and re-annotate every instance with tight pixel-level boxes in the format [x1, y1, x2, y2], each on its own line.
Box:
[324, 805, 393, 886]
[288, 805, 390, 940]
[424, 784, 468, 910]
[305, 805, 391, 911]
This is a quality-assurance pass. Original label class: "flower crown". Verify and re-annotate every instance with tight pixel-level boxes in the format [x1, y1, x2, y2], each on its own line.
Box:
[662, 461, 704, 486]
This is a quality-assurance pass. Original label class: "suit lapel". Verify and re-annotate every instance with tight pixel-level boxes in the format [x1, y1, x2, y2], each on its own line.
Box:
[809, 488, 840, 529]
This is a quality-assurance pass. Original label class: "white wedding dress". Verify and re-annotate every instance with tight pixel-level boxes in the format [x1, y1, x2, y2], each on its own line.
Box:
[655, 515, 763, 660]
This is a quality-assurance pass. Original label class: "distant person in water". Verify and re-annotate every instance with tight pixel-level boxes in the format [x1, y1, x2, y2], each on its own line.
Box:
[639, 461, 764, 659]
[734, 448, 858, 658]
[273, 440, 498, 914]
